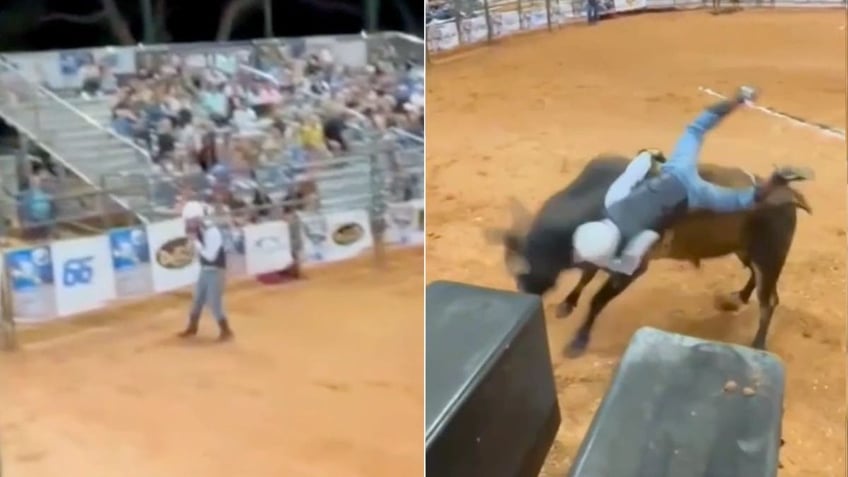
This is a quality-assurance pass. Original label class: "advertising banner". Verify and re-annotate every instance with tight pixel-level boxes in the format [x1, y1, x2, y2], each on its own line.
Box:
[493, 11, 522, 37]
[459, 15, 490, 45]
[427, 21, 461, 52]
[5, 246, 56, 321]
[109, 226, 154, 298]
[221, 223, 247, 279]
[243, 221, 294, 275]
[51, 235, 117, 317]
[147, 219, 200, 293]
[521, 8, 550, 30]
[385, 199, 425, 246]
[614, 0, 647, 11]
[298, 209, 374, 265]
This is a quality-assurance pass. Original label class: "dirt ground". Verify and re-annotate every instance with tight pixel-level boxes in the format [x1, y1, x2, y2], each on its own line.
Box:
[427, 10, 845, 476]
[0, 250, 423, 477]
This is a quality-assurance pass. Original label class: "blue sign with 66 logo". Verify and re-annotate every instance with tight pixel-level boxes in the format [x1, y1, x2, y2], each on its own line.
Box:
[62, 256, 94, 287]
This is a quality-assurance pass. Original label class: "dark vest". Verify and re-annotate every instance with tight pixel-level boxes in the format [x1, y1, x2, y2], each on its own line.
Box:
[605, 173, 689, 245]
[198, 226, 227, 269]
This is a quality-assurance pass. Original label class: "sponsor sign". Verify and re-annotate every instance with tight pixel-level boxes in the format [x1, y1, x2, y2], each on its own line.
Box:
[5, 246, 55, 321]
[298, 209, 374, 265]
[521, 8, 550, 30]
[243, 221, 294, 275]
[427, 21, 460, 52]
[147, 218, 199, 293]
[493, 11, 522, 37]
[459, 15, 489, 45]
[614, 0, 647, 11]
[109, 226, 154, 298]
[51, 236, 116, 317]
[385, 199, 425, 246]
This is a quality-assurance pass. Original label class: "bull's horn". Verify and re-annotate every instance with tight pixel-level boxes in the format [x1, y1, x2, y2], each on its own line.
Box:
[790, 188, 813, 214]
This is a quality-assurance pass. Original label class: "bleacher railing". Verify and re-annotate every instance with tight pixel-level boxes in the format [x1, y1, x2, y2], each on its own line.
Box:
[426, 0, 846, 54]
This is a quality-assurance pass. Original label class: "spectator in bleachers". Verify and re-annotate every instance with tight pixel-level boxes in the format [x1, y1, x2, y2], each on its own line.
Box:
[18, 173, 54, 240]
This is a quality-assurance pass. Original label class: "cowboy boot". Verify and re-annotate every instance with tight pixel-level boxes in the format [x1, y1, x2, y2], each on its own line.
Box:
[177, 315, 199, 338]
[217, 319, 234, 342]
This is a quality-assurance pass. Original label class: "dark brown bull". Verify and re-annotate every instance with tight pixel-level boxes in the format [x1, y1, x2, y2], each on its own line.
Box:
[484, 154, 812, 357]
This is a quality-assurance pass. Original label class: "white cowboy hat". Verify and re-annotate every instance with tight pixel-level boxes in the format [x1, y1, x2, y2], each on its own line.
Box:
[181, 200, 209, 220]
[573, 219, 621, 264]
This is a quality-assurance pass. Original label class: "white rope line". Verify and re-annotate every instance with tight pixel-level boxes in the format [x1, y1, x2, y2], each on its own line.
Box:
[698, 86, 846, 141]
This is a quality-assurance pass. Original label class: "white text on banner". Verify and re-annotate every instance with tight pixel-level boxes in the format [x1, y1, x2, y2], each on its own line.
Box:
[5, 245, 56, 322]
[147, 219, 200, 293]
[243, 221, 294, 275]
[299, 209, 374, 265]
[385, 199, 425, 247]
[51, 235, 117, 317]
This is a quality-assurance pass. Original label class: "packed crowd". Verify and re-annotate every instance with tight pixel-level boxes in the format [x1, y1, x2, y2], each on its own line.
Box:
[6, 40, 424, 239]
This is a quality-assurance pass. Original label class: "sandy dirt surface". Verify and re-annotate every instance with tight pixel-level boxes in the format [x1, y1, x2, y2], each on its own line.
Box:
[0, 250, 423, 477]
[427, 10, 845, 476]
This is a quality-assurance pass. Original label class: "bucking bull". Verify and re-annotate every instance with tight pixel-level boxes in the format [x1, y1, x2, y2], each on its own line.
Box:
[484, 152, 812, 357]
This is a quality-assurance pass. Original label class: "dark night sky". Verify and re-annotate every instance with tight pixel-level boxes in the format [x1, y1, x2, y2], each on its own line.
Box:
[0, 0, 422, 51]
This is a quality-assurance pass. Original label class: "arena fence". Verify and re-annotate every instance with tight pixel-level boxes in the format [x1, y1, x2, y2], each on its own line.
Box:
[0, 164, 423, 331]
[426, 0, 846, 54]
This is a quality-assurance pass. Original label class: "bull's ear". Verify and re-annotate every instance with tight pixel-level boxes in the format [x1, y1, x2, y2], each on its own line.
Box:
[505, 252, 531, 276]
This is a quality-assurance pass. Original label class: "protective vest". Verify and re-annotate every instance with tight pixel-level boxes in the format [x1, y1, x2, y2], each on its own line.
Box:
[198, 225, 227, 269]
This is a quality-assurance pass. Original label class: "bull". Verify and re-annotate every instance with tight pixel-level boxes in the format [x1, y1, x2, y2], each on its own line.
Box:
[484, 153, 812, 357]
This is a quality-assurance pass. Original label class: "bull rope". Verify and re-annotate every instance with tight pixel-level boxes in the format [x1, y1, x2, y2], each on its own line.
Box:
[698, 86, 846, 141]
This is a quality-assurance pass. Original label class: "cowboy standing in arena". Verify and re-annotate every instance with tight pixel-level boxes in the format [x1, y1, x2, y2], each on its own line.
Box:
[573, 85, 808, 275]
[178, 200, 234, 341]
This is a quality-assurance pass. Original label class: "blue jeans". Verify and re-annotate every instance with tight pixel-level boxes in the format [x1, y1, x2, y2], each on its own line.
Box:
[190, 267, 227, 322]
[587, 0, 600, 23]
[659, 110, 756, 213]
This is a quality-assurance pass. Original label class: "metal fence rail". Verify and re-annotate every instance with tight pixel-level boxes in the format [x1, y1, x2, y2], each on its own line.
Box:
[426, 0, 846, 54]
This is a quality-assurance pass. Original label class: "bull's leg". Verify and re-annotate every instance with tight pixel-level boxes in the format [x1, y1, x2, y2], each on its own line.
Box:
[566, 268, 645, 358]
[748, 207, 795, 350]
[714, 255, 756, 312]
[556, 266, 599, 318]
[750, 262, 782, 350]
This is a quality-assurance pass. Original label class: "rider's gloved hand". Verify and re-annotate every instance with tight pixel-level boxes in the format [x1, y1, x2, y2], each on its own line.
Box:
[736, 86, 758, 103]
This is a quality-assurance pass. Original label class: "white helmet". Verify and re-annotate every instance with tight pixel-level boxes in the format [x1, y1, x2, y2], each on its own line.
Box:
[181, 200, 208, 220]
[573, 219, 621, 264]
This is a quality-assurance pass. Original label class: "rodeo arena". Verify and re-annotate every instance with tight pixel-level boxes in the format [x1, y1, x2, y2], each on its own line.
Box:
[0, 32, 424, 476]
[425, 0, 845, 475]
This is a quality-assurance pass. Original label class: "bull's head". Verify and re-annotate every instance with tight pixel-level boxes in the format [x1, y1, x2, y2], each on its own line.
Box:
[753, 166, 814, 214]
[482, 197, 562, 295]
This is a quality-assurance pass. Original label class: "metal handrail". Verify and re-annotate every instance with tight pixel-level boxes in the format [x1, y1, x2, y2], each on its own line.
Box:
[0, 57, 153, 165]
[0, 58, 148, 224]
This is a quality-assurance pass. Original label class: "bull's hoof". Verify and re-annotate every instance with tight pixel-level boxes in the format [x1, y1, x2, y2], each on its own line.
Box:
[564, 335, 588, 358]
[556, 301, 575, 318]
[713, 292, 745, 312]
